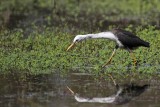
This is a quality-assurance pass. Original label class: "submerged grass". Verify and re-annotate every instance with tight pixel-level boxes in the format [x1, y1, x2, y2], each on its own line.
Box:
[0, 25, 160, 75]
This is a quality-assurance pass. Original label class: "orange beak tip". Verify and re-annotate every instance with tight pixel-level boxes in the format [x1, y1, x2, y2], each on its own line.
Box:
[66, 43, 75, 51]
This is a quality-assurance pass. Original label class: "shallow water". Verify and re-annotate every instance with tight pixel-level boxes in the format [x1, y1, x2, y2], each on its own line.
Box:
[0, 73, 160, 107]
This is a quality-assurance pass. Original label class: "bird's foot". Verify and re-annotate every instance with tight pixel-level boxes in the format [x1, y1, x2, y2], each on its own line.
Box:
[108, 74, 117, 86]
[133, 60, 137, 67]
[131, 54, 137, 67]
[102, 60, 111, 67]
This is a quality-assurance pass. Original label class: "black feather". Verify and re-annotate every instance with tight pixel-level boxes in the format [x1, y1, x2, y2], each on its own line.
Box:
[112, 29, 150, 49]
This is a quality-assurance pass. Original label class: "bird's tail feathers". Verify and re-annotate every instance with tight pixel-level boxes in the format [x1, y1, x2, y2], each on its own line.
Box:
[142, 41, 150, 47]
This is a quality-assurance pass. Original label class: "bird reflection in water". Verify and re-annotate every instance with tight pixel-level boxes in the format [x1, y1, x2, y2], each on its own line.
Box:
[67, 82, 149, 105]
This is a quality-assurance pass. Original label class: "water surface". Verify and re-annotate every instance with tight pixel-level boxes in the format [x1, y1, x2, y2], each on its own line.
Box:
[0, 73, 160, 107]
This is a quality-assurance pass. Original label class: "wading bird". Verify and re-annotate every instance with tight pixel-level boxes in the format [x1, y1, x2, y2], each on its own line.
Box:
[67, 83, 149, 104]
[67, 29, 150, 67]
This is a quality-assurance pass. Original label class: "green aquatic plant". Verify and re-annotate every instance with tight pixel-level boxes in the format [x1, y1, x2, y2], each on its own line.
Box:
[0, 26, 160, 75]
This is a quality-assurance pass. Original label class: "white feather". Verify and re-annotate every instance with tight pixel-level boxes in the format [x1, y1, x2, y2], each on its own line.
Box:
[73, 32, 124, 47]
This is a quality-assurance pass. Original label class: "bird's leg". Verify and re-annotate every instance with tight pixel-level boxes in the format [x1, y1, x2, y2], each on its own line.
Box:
[102, 49, 116, 67]
[128, 49, 137, 66]
[108, 73, 117, 86]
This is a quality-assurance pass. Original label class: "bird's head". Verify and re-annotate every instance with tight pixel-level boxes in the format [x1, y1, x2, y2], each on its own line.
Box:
[66, 35, 86, 51]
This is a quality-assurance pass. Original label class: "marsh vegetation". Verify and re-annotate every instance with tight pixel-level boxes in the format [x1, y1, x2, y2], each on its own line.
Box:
[0, 0, 160, 75]
[1, 1, 160, 107]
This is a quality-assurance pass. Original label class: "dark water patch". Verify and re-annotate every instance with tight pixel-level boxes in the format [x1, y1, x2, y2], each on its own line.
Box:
[0, 73, 160, 107]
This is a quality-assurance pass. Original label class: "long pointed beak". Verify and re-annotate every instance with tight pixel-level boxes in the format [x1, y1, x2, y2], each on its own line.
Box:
[66, 86, 75, 95]
[66, 42, 75, 51]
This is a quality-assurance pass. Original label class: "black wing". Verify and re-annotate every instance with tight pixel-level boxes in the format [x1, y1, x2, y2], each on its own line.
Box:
[112, 29, 149, 49]
[112, 29, 139, 38]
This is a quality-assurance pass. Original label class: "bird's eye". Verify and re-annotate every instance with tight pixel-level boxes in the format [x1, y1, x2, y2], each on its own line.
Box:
[75, 39, 79, 42]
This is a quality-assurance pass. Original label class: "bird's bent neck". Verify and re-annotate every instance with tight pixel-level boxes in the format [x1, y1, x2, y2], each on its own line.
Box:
[84, 32, 117, 41]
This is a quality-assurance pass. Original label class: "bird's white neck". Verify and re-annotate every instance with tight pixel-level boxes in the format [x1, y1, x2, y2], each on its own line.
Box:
[84, 32, 117, 41]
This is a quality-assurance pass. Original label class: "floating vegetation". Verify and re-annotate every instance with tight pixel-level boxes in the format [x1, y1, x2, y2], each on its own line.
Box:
[0, 0, 160, 75]
[0, 26, 160, 75]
